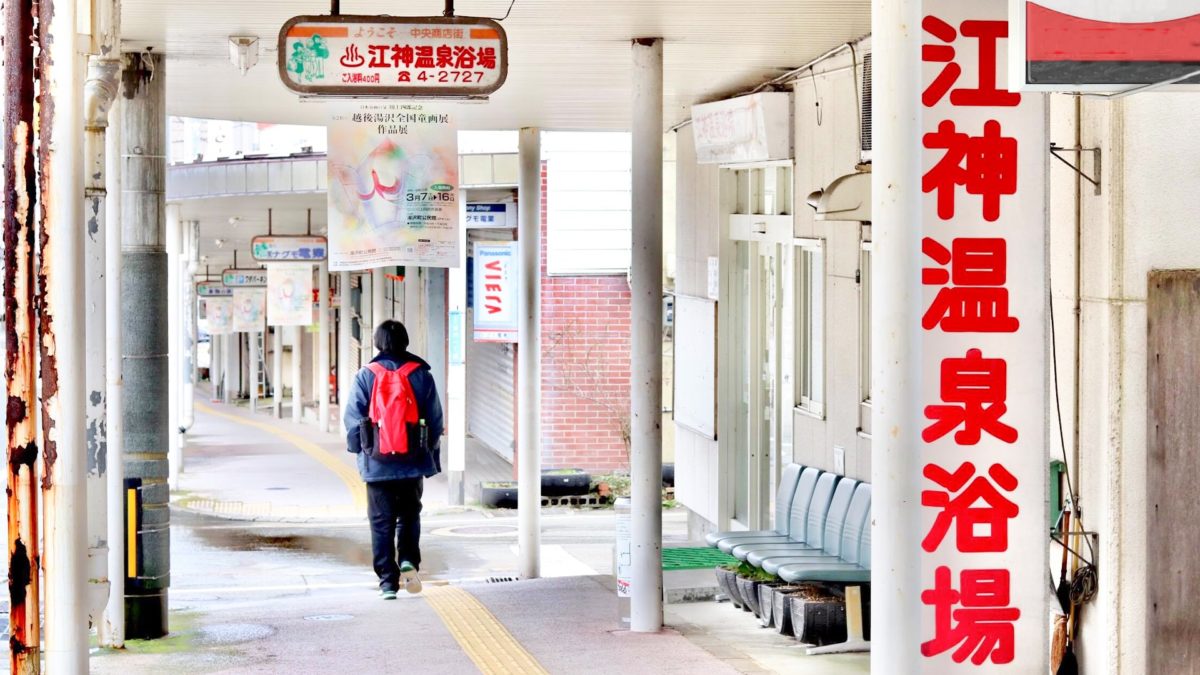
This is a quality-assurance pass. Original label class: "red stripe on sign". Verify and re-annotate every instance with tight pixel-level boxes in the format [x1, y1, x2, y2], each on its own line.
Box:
[470, 28, 500, 40]
[288, 26, 350, 38]
[1028, 2, 1200, 62]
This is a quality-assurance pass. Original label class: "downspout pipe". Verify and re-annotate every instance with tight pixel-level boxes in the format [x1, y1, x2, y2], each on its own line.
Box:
[83, 51, 121, 635]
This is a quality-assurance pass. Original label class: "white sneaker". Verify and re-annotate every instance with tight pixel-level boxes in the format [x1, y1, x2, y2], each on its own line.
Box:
[400, 561, 422, 594]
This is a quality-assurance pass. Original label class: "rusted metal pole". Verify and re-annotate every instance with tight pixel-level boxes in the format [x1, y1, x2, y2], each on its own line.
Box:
[39, 0, 91, 664]
[5, 0, 42, 670]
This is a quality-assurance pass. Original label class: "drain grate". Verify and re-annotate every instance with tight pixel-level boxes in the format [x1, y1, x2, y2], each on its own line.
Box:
[486, 575, 519, 584]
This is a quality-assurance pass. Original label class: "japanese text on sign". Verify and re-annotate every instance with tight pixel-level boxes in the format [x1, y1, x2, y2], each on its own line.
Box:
[472, 242, 518, 343]
[918, 1, 1046, 671]
[252, 235, 328, 262]
[278, 15, 508, 97]
[222, 269, 268, 287]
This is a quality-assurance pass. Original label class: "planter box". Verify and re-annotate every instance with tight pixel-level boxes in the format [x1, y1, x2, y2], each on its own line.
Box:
[713, 567, 743, 609]
[541, 469, 591, 497]
[790, 596, 847, 646]
[758, 583, 785, 628]
[736, 577, 760, 615]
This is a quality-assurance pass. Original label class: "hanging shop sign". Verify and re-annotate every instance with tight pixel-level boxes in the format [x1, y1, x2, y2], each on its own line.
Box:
[471, 241, 518, 343]
[328, 102, 461, 271]
[466, 202, 516, 229]
[1013, 0, 1200, 89]
[267, 262, 315, 327]
[232, 288, 267, 333]
[205, 297, 234, 335]
[916, 1, 1047, 671]
[690, 92, 793, 164]
[278, 14, 508, 98]
[196, 280, 234, 297]
[222, 268, 268, 287]
[252, 235, 328, 262]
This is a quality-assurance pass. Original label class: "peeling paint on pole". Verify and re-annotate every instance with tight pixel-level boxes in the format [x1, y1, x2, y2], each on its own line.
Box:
[5, 0, 43, 669]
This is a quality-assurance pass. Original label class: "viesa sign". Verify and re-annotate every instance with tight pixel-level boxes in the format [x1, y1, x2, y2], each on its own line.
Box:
[472, 242, 518, 343]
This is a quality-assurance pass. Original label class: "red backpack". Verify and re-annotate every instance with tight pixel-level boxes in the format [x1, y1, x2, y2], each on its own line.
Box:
[365, 362, 423, 456]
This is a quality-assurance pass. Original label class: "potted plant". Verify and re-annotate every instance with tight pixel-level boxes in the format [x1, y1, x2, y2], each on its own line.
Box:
[714, 563, 744, 609]
[788, 584, 848, 646]
[480, 481, 519, 509]
[735, 564, 781, 618]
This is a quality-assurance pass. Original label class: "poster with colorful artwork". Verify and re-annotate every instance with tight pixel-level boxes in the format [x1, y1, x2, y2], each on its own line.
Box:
[232, 288, 266, 333]
[206, 297, 234, 335]
[327, 103, 460, 271]
[267, 263, 315, 326]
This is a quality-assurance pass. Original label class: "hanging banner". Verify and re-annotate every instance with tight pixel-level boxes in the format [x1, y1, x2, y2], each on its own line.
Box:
[206, 297, 234, 335]
[232, 288, 266, 333]
[252, 235, 329, 262]
[223, 269, 268, 287]
[328, 102, 460, 271]
[277, 15, 508, 98]
[267, 262, 315, 326]
[1013, 0, 1200, 89]
[917, 1, 1047, 671]
[472, 242, 518, 343]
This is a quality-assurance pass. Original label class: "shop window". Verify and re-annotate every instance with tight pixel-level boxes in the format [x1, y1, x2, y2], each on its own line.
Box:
[795, 240, 824, 417]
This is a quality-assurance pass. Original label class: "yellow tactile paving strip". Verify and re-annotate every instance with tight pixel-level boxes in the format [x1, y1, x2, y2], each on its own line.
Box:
[195, 402, 367, 510]
[422, 585, 550, 675]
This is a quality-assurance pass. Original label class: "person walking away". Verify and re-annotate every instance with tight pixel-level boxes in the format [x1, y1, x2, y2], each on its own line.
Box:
[345, 319, 443, 599]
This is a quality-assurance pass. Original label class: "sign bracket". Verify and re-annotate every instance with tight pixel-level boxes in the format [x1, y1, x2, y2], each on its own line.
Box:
[1049, 144, 1101, 196]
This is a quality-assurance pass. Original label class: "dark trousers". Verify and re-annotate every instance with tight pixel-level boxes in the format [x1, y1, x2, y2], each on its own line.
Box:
[366, 477, 424, 590]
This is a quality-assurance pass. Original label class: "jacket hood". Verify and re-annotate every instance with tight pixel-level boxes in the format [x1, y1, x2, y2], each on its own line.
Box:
[371, 351, 431, 371]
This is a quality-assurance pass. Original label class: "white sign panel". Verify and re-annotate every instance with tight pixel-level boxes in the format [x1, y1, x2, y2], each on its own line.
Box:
[472, 242, 518, 343]
[328, 103, 461, 271]
[222, 269, 268, 287]
[267, 262, 315, 327]
[206, 297, 234, 335]
[278, 15, 508, 98]
[1014, 0, 1200, 88]
[919, 1, 1046, 671]
[252, 235, 328, 262]
[690, 92, 792, 165]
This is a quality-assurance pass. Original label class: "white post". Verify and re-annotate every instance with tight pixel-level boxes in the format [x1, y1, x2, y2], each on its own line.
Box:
[273, 327, 283, 418]
[102, 92, 125, 649]
[223, 335, 234, 405]
[447, 237, 467, 505]
[211, 332, 222, 401]
[630, 38, 664, 633]
[361, 271, 374, 364]
[291, 326, 303, 423]
[318, 261, 331, 432]
[249, 330, 260, 413]
[517, 127, 542, 579]
[338, 270, 353, 429]
[41, 15, 89, 669]
[871, 0, 923, 671]
[166, 203, 182, 490]
[372, 267, 386, 325]
[182, 221, 199, 433]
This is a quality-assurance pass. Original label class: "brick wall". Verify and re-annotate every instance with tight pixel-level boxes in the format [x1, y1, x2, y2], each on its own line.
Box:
[539, 162, 632, 473]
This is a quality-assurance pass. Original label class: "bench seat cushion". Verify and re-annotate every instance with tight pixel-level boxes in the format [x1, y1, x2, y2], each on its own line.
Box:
[716, 533, 790, 553]
[759, 552, 840, 575]
[776, 562, 870, 584]
[740, 544, 823, 566]
[704, 529, 778, 547]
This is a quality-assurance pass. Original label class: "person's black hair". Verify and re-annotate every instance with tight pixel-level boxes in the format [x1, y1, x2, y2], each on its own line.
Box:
[374, 319, 410, 356]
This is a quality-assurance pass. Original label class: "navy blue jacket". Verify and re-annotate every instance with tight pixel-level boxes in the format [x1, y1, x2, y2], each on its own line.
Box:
[344, 352, 444, 482]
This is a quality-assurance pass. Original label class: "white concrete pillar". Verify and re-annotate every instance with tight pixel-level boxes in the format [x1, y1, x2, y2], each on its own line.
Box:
[272, 327, 283, 418]
[361, 272, 375, 364]
[291, 326, 303, 423]
[629, 37, 664, 633]
[372, 267, 387, 326]
[223, 334, 234, 405]
[448, 240, 467, 505]
[249, 331, 260, 413]
[517, 127, 542, 579]
[211, 331, 221, 401]
[318, 261, 331, 432]
[166, 203, 182, 490]
[41, 13, 89, 668]
[871, 0, 923, 671]
[182, 221, 199, 432]
[338, 270, 353, 429]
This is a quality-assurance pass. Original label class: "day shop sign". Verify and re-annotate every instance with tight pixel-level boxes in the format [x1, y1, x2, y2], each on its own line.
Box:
[472, 242, 518, 343]
[278, 15, 508, 97]
[917, 0, 1046, 670]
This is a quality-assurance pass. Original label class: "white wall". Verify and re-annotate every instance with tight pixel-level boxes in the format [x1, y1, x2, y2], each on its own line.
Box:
[543, 131, 633, 275]
[1051, 90, 1200, 675]
[791, 46, 872, 482]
